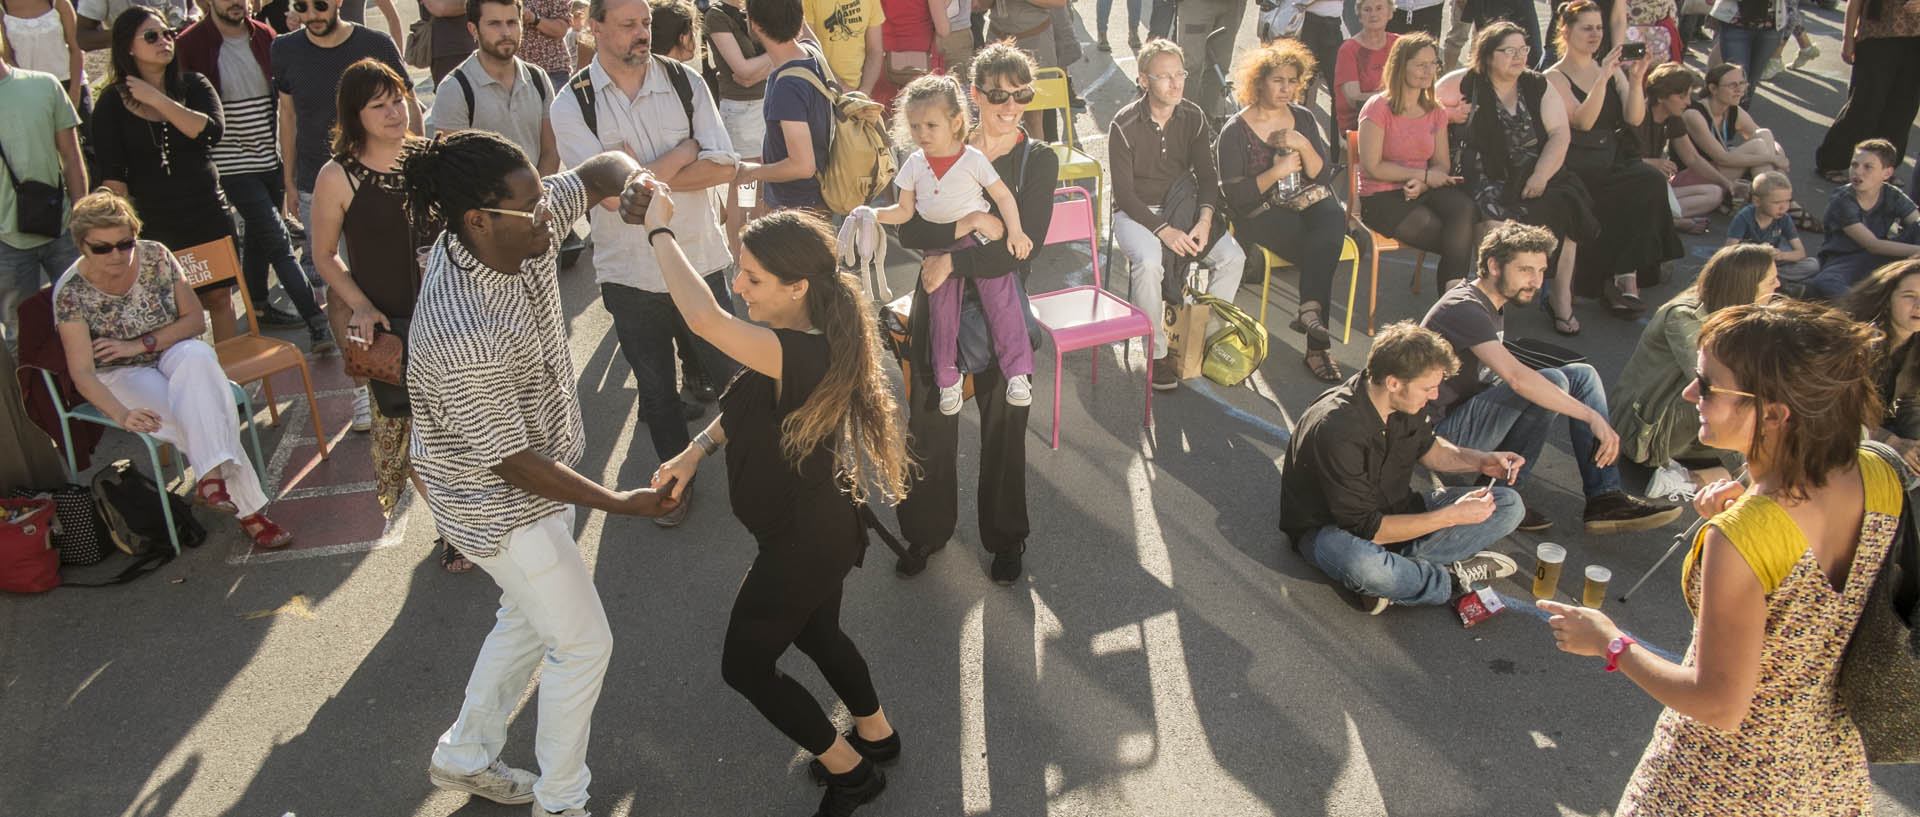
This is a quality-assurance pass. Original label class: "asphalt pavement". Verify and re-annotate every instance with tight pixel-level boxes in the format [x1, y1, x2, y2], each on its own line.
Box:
[3, 1, 1919, 815]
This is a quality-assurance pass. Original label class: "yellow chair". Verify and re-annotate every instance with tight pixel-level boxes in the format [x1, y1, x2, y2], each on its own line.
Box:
[1027, 67, 1103, 227]
[1253, 239, 1363, 345]
[1345, 130, 1430, 335]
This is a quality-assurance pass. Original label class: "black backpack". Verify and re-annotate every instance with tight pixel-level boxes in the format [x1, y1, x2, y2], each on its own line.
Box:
[90, 459, 204, 558]
[568, 54, 696, 137]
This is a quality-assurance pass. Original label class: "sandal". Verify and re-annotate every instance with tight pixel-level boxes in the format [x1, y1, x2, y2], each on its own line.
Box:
[1790, 202, 1823, 233]
[439, 537, 472, 573]
[194, 477, 239, 515]
[1543, 296, 1581, 336]
[1603, 277, 1647, 320]
[239, 511, 294, 549]
[1676, 216, 1711, 235]
[1304, 349, 1343, 383]
[1288, 306, 1333, 345]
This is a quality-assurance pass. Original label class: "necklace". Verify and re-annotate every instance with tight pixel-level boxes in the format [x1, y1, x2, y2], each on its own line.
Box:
[148, 119, 171, 175]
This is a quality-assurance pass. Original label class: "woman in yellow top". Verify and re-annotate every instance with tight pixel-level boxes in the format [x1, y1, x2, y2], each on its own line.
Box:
[1541, 299, 1897, 815]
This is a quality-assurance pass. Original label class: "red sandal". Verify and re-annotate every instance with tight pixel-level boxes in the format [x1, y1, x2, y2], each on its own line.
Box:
[195, 477, 239, 515]
[239, 512, 294, 549]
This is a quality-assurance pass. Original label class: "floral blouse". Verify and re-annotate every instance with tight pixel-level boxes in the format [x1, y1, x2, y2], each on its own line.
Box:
[51, 240, 184, 369]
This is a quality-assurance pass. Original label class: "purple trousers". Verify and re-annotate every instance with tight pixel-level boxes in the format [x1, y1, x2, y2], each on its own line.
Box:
[928, 272, 1034, 388]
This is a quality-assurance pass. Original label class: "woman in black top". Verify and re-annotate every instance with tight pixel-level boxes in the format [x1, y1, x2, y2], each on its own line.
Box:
[894, 42, 1056, 585]
[1545, 0, 1680, 318]
[90, 6, 236, 339]
[1217, 39, 1352, 383]
[1458, 21, 1599, 335]
[643, 203, 911, 817]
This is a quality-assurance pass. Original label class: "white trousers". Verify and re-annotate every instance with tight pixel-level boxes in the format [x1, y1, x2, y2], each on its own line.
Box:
[95, 339, 268, 516]
[1114, 209, 1247, 359]
[432, 507, 610, 813]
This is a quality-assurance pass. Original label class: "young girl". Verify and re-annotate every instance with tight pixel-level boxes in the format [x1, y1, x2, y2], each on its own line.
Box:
[872, 75, 1035, 415]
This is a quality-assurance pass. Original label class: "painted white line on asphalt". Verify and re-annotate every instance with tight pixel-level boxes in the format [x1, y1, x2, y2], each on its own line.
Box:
[1090, 621, 1144, 655]
[1128, 454, 1173, 588]
[1084, 63, 1122, 95]
[1032, 587, 1062, 681]
[960, 598, 991, 816]
[1329, 711, 1390, 816]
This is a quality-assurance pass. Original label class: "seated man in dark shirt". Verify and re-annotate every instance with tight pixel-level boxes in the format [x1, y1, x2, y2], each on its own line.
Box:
[1280, 322, 1526, 615]
[1421, 223, 1680, 535]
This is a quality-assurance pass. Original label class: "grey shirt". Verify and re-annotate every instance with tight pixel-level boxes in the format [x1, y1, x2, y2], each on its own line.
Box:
[428, 55, 553, 161]
[217, 34, 270, 100]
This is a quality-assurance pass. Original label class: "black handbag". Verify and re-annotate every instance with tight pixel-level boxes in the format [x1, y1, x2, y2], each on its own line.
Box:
[1844, 441, 1920, 763]
[0, 137, 66, 238]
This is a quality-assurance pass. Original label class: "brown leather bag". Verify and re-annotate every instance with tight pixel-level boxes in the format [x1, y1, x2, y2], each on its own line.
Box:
[342, 329, 406, 385]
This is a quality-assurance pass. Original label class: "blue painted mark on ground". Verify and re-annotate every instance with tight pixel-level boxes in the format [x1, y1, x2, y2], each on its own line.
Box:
[1186, 379, 1292, 445]
[1494, 591, 1683, 664]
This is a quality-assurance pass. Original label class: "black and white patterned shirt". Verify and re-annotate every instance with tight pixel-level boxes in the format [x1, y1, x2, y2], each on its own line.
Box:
[407, 171, 591, 558]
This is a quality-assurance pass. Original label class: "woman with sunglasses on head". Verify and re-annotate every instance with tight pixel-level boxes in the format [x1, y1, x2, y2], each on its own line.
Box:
[89, 6, 240, 341]
[309, 59, 456, 569]
[51, 189, 293, 548]
[1542, 298, 1890, 814]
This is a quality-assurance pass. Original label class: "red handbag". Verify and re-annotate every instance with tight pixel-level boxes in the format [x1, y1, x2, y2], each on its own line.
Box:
[0, 497, 61, 593]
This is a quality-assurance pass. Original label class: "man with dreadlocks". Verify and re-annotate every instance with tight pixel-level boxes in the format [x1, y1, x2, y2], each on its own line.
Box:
[406, 130, 676, 817]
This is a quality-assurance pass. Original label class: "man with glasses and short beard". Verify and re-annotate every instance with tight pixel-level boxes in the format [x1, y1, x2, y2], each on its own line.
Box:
[429, 0, 559, 177]
[1108, 38, 1244, 392]
[1419, 223, 1681, 535]
[176, 0, 334, 352]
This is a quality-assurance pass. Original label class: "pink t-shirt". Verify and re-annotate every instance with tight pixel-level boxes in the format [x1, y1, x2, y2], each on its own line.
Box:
[1356, 93, 1447, 197]
[1334, 33, 1399, 133]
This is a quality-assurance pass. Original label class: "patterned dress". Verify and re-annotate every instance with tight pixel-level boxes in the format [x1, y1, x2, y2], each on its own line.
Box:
[1618, 449, 1896, 815]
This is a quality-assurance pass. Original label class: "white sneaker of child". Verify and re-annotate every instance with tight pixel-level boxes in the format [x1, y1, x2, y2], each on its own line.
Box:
[938, 382, 964, 415]
[1005, 374, 1033, 407]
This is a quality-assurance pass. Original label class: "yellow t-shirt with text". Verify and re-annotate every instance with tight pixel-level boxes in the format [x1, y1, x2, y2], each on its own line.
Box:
[803, 0, 884, 89]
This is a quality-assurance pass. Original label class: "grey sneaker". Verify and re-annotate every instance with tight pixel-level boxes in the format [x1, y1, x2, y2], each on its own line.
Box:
[1449, 551, 1519, 589]
[428, 759, 538, 804]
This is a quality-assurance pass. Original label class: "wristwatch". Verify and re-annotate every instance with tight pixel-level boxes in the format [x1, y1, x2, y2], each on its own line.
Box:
[1605, 635, 1638, 673]
[140, 333, 157, 353]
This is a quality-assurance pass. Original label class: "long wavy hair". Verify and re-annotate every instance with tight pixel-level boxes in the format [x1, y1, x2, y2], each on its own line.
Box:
[1381, 33, 1439, 116]
[741, 211, 910, 505]
[1840, 259, 1920, 336]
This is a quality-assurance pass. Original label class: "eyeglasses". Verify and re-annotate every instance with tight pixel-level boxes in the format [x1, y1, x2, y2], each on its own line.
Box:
[1145, 70, 1189, 83]
[1495, 45, 1532, 58]
[291, 0, 329, 12]
[978, 85, 1036, 105]
[1694, 371, 1756, 401]
[139, 27, 178, 44]
[479, 200, 553, 224]
[85, 238, 137, 255]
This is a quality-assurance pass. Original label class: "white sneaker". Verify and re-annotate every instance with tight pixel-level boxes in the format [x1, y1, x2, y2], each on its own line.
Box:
[937, 382, 963, 415]
[1761, 56, 1784, 81]
[1646, 460, 1697, 501]
[1005, 374, 1033, 407]
[532, 807, 590, 817]
[350, 388, 373, 432]
[428, 759, 538, 804]
[1790, 43, 1820, 70]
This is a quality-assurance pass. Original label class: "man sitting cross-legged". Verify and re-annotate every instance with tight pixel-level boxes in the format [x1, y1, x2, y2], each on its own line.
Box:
[1281, 321, 1526, 615]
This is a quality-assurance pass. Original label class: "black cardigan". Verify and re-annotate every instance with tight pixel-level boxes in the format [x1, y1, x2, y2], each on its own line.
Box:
[1459, 69, 1551, 186]
[1215, 104, 1334, 220]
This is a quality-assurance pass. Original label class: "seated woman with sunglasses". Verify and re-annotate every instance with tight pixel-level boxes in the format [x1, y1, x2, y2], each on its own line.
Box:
[51, 189, 294, 548]
[89, 7, 241, 341]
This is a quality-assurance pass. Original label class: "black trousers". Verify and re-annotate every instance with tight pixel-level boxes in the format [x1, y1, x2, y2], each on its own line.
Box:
[896, 361, 1032, 555]
[1815, 36, 1920, 175]
[1233, 196, 1349, 351]
[1299, 13, 1345, 157]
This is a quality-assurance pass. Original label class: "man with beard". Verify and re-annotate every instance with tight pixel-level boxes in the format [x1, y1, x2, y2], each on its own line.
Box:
[430, 0, 559, 176]
[551, 0, 739, 528]
[1280, 322, 1525, 615]
[271, 0, 415, 428]
[1419, 223, 1680, 535]
[177, 0, 334, 350]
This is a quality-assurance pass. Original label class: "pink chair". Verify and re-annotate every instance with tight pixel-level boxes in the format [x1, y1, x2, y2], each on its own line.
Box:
[1028, 186, 1154, 450]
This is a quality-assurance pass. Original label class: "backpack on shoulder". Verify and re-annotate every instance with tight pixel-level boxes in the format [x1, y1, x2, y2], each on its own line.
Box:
[568, 55, 696, 137]
[449, 61, 552, 123]
[772, 46, 896, 215]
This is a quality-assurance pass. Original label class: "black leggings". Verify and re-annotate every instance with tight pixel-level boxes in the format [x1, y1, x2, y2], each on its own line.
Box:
[1236, 195, 1348, 351]
[720, 529, 880, 756]
[1360, 186, 1478, 289]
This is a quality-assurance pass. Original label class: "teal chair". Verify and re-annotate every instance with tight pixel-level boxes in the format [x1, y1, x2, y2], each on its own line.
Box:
[21, 365, 267, 555]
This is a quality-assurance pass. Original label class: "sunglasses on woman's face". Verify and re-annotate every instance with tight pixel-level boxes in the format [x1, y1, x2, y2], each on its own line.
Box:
[979, 85, 1036, 105]
[1694, 370, 1756, 401]
[291, 0, 330, 12]
[85, 238, 137, 256]
[139, 27, 178, 44]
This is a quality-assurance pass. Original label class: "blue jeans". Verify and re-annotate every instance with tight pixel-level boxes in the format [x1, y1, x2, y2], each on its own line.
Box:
[224, 170, 321, 320]
[1715, 24, 1782, 108]
[1300, 486, 1524, 606]
[1435, 363, 1623, 498]
[1096, 0, 1140, 36]
[602, 273, 741, 462]
[0, 231, 78, 348]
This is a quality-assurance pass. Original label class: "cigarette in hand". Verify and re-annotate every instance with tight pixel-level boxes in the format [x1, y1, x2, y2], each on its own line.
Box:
[348, 334, 368, 344]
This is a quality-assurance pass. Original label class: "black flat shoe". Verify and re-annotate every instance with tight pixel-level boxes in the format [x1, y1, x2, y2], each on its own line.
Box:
[895, 540, 946, 577]
[814, 759, 886, 817]
[990, 549, 1023, 585]
[808, 730, 902, 783]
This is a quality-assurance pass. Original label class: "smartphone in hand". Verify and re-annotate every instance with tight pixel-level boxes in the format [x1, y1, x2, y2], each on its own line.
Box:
[1621, 42, 1647, 61]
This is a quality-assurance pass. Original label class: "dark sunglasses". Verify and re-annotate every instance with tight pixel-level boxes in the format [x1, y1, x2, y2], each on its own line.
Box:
[291, 0, 330, 12]
[978, 85, 1036, 105]
[139, 27, 178, 44]
[85, 238, 137, 256]
[1694, 370, 1756, 401]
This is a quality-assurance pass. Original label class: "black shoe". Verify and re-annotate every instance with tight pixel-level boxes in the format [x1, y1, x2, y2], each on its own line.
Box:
[808, 729, 902, 783]
[989, 549, 1023, 586]
[1517, 506, 1552, 532]
[307, 317, 336, 354]
[895, 540, 946, 577]
[253, 304, 305, 328]
[1583, 491, 1682, 534]
[1151, 356, 1180, 391]
[814, 759, 886, 817]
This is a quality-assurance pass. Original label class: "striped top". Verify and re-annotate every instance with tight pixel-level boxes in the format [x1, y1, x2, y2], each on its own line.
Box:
[210, 94, 278, 177]
[406, 171, 592, 558]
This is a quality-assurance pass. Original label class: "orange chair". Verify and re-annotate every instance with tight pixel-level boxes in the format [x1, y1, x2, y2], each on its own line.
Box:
[1346, 130, 1430, 335]
[1028, 187, 1153, 451]
[174, 238, 330, 459]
